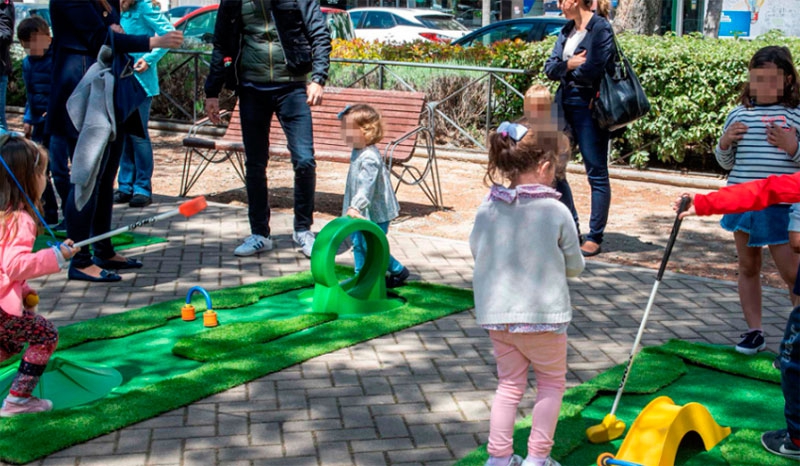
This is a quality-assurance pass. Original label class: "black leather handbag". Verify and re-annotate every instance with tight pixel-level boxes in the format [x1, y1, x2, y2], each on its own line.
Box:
[109, 28, 148, 138]
[591, 35, 650, 132]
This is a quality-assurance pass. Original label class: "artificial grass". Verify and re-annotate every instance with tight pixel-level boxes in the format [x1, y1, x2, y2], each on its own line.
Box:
[172, 313, 338, 361]
[32, 231, 167, 253]
[0, 270, 474, 465]
[454, 341, 793, 466]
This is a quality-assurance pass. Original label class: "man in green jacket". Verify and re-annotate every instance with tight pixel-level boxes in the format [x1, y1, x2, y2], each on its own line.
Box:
[205, 0, 331, 259]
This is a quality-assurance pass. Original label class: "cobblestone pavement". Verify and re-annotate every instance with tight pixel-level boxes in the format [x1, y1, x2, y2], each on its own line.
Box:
[17, 195, 791, 466]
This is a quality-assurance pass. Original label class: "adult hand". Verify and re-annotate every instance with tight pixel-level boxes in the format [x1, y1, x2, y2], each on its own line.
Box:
[205, 98, 221, 125]
[150, 30, 184, 50]
[307, 82, 324, 106]
[59, 239, 80, 260]
[110, 23, 125, 34]
[346, 207, 363, 219]
[673, 194, 696, 219]
[133, 58, 149, 73]
[719, 122, 748, 150]
[766, 124, 798, 155]
[567, 50, 587, 71]
[23, 123, 32, 139]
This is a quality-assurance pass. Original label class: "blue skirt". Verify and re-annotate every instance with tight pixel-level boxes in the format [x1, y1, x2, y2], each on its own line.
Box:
[720, 204, 791, 247]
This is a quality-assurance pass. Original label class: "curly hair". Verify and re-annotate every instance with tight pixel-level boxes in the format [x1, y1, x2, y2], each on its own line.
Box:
[339, 104, 384, 146]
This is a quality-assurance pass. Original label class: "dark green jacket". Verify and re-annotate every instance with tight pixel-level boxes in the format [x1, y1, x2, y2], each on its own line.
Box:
[205, 0, 331, 97]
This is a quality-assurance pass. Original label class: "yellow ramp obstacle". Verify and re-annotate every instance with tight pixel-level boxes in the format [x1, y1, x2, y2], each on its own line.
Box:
[597, 396, 731, 466]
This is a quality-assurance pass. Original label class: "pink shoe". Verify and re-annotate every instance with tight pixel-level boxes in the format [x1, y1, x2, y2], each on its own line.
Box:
[0, 396, 53, 417]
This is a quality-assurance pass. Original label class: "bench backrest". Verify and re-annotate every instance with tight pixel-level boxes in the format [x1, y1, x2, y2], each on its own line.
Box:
[269, 87, 427, 163]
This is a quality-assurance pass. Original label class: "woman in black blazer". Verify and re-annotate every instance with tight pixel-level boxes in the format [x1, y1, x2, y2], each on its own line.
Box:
[544, 0, 615, 257]
[47, 0, 182, 282]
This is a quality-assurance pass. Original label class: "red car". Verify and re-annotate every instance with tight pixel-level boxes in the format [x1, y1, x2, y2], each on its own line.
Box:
[173, 4, 356, 43]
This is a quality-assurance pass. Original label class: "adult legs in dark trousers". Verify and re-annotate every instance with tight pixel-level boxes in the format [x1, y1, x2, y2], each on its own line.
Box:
[564, 102, 610, 257]
[30, 124, 59, 226]
[65, 136, 141, 282]
[761, 303, 800, 460]
[236, 84, 316, 258]
[48, 134, 74, 227]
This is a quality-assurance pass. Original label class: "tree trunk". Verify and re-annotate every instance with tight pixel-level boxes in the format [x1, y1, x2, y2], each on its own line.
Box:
[613, 0, 664, 35]
[703, 0, 723, 38]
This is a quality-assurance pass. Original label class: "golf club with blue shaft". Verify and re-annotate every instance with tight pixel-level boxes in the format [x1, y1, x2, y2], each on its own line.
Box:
[585, 195, 691, 443]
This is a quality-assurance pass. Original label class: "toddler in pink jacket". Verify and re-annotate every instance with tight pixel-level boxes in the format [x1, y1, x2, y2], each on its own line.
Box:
[0, 135, 78, 416]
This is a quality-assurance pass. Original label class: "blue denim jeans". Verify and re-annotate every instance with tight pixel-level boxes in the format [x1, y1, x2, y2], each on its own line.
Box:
[351, 221, 404, 276]
[117, 97, 154, 197]
[563, 100, 610, 244]
[555, 177, 580, 235]
[238, 84, 316, 237]
[0, 75, 8, 131]
[48, 134, 74, 222]
[780, 305, 800, 440]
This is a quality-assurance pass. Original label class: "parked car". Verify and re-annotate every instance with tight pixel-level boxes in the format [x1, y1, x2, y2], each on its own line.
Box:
[167, 5, 201, 22]
[14, 2, 50, 30]
[348, 8, 468, 43]
[454, 8, 500, 29]
[173, 4, 356, 44]
[451, 17, 567, 47]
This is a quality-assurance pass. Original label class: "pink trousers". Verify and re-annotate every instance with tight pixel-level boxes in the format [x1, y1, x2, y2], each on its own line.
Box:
[487, 330, 567, 459]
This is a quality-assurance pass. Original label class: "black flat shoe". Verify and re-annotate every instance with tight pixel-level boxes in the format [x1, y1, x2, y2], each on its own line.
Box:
[68, 267, 122, 282]
[92, 256, 143, 270]
[580, 241, 602, 257]
[114, 191, 132, 204]
[129, 194, 152, 207]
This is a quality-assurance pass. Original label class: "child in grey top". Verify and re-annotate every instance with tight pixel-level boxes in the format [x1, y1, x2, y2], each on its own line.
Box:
[339, 104, 409, 288]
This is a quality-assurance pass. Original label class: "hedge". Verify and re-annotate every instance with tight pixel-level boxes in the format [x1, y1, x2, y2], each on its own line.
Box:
[8, 32, 798, 169]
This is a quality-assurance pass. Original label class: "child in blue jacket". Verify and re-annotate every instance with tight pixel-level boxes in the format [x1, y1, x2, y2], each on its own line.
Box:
[17, 16, 59, 227]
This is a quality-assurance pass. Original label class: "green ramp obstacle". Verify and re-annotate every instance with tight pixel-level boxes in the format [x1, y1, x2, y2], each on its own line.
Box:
[455, 340, 794, 466]
[0, 217, 474, 465]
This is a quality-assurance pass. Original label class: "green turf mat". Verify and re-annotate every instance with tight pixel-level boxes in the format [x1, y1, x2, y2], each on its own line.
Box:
[455, 340, 793, 466]
[32, 230, 167, 253]
[0, 270, 474, 464]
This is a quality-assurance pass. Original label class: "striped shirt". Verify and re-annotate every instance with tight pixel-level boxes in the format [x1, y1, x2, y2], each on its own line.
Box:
[715, 104, 800, 186]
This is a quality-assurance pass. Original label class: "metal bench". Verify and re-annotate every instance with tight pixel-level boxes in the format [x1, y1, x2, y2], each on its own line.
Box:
[180, 87, 442, 209]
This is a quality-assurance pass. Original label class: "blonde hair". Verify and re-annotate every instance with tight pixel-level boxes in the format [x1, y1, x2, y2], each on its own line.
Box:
[485, 128, 560, 186]
[524, 84, 552, 103]
[0, 137, 49, 239]
[340, 104, 384, 146]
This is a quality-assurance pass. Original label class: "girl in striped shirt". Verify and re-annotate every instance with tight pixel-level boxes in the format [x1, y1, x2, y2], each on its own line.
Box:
[715, 45, 800, 355]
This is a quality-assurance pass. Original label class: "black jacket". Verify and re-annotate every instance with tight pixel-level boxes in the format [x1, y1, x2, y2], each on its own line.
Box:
[0, 1, 15, 76]
[22, 46, 52, 125]
[205, 0, 331, 98]
[544, 14, 616, 104]
[46, 0, 151, 138]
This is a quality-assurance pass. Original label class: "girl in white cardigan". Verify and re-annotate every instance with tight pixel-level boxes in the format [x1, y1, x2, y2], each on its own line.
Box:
[470, 122, 584, 466]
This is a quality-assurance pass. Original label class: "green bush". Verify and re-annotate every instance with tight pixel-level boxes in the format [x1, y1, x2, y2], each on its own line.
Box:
[9, 32, 799, 170]
[331, 32, 800, 169]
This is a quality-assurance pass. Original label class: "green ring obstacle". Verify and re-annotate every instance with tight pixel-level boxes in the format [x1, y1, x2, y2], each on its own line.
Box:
[310, 217, 403, 316]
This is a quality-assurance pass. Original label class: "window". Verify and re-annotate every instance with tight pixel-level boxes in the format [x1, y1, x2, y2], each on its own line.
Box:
[349, 10, 364, 28]
[184, 11, 217, 39]
[361, 11, 396, 29]
[415, 14, 468, 30]
[543, 22, 564, 37]
[462, 23, 533, 47]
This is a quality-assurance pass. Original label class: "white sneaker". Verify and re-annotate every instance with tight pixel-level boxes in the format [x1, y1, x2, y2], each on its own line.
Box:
[234, 234, 273, 257]
[293, 230, 315, 258]
[484, 455, 523, 466]
[522, 457, 561, 466]
[1, 396, 53, 417]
